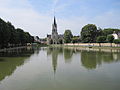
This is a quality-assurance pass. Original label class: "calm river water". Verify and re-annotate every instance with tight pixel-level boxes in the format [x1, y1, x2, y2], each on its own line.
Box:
[0, 46, 120, 90]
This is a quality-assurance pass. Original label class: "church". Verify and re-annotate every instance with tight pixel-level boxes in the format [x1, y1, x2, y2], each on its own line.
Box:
[47, 17, 64, 45]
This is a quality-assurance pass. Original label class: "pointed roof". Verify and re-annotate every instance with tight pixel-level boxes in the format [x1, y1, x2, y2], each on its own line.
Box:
[53, 16, 57, 27]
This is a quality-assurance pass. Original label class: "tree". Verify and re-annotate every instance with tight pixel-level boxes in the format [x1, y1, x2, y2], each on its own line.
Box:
[0, 19, 11, 48]
[7, 22, 19, 46]
[107, 35, 114, 47]
[102, 28, 120, 36]
[96, 36, 106, 46]
[64, 30, 73, 43]
[16, 28, 26, 45]
[72, 36, 81, 43]
[81, 24, 98, 43]
[0, 18, 34, 49]
[58, 38, 63, 44]
[96, 27, 103, 37]
[114, 39, 120, 47]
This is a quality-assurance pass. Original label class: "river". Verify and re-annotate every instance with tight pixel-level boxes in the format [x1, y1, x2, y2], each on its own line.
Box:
[0, 46, 120, 90]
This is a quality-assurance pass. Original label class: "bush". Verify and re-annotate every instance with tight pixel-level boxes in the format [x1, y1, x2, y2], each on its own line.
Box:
[96, 36, 106, 43]
[107, 35, 114, 43]
[114, 39, 120, 44]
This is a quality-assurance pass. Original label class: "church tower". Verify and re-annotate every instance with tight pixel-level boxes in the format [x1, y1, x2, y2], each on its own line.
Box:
[51, 16, 58, 44]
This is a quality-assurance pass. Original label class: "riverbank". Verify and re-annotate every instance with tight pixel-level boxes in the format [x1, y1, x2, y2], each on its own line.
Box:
[64, 43, 120, 49]
[0, 44, 48, 52]
[50, 44, 120, 53]
[64, 45, 120, 50]
[0, 46, 27, 52]
[50, 43, 120, 50]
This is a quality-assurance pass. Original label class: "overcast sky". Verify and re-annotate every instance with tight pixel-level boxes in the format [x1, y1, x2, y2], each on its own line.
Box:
[0, 0, 120, 38]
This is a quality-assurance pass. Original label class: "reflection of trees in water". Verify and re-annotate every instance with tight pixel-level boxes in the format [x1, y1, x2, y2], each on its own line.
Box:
[47, 47, 120, 71]
[0, 47, 34, 81]
[81, 50, 120, 70]
[64, 48, 74, 63]
[81, 51, 97, 69]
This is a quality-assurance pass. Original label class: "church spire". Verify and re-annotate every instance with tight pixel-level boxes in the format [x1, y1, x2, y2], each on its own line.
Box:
[54, 16, 57, 27]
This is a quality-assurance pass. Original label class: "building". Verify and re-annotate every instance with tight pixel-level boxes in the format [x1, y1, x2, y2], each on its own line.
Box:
[34, 36, 40, 43]
[47, 16, 64, 45]
[112, 31, 120, 39]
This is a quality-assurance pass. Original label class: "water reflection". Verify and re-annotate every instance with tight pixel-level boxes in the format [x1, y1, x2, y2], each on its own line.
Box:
[47, 47, 61, 73]
[81, 50, 120, 69]
[64, 48, 74, 63]
[1, 46, 120, 83]
[0, 47, 35, 81]
[46, 47, 120, 71]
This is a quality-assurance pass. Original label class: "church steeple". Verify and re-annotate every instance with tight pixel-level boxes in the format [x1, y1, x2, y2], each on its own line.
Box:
[53, 16, 57, 27]
[52, 16, 58, 44]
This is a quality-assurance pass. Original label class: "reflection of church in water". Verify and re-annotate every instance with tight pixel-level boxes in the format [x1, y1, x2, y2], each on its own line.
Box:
[46, 47, 120, 72]
[47, 47, 73, 74]
[47, 48, 59, 74]
[47, 17, 64, 44]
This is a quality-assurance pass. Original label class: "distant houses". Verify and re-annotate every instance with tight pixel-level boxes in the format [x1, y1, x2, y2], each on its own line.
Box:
[112, 31, 120, 39]
[34, 36, 47, 44]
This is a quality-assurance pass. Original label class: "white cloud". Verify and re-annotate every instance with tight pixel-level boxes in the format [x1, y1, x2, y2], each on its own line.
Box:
[92, 11, 120, 29]
[0, 0, 52, 37]
[53, 0, 59, 5]
[57, 17, 89, 35]
[0, 0, 120, 38]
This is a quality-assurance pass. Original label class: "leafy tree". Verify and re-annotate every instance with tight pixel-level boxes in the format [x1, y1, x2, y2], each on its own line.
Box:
[50, 39, 53, 44]
[96, 36, 106, 46]
[107, 35, 114, 47]
[102, 28, 120, 36]
[72, 36, 81, 43]
[96, 27, 104, 37]
[7, 22, 19, 46]
[58, 38, 63, 44]
[16, 28, 26, 45]
[0, 19, 11, 48]
[81, 24, 98, 43]
[0, 18, 34, 49]
[64, 30, 73, 43]
[24, 32, 33, 43]
[114, 39, 120, 44]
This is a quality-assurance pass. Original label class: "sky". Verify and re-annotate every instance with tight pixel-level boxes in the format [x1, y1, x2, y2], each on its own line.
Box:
[0, 0, 120, 38]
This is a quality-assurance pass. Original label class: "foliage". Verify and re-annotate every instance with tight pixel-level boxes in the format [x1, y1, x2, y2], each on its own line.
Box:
[102, 28, 120, 36]
[96, 36, 106, 43]
[0, 19, 11, 48]
[113, 39, 120, 44]
[72, 36, 81, 43]
[64, 30, 73, 43]
[0, 18, 34, 49]
[81, 24, 98, 43]
[107, 35, 114, 43]
[58, 38, 63, 44]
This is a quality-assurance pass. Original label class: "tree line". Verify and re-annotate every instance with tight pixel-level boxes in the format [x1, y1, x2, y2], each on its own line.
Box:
[0, 18, 34, 49]
[64, 24, 120, 44]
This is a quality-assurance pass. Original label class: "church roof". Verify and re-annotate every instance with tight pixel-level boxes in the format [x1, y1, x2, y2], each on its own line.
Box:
[53, 16, 57, 27]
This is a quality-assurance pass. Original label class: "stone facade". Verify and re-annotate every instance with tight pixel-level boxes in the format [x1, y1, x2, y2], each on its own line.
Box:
[47, 17, 64, 45]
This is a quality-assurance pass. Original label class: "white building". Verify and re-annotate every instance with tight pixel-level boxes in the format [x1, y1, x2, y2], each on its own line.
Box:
[112, 31, 120, 39]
